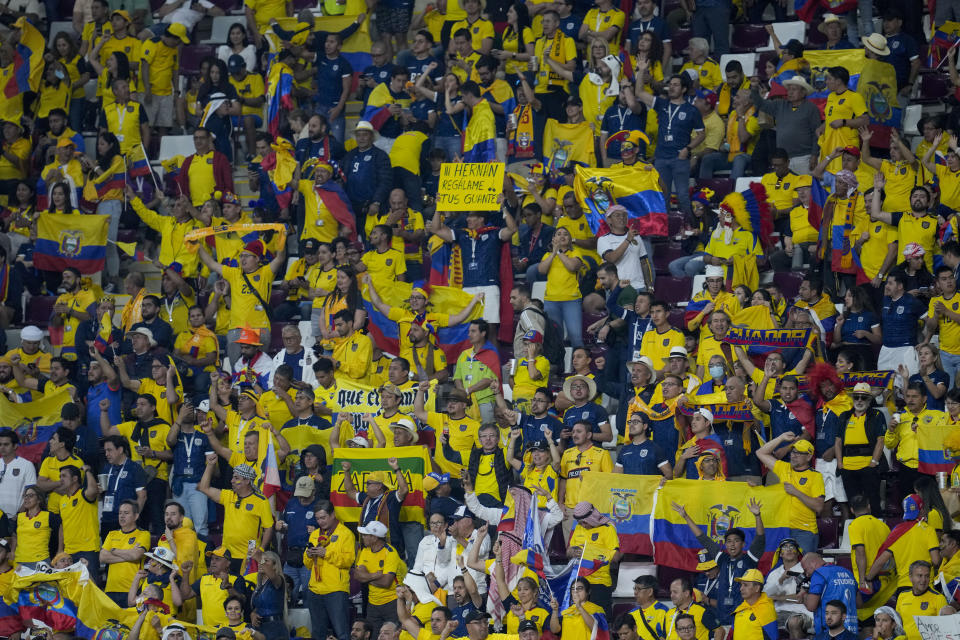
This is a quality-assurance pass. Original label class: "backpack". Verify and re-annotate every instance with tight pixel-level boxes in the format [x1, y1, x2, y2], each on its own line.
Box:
[528, 307, 566, 372]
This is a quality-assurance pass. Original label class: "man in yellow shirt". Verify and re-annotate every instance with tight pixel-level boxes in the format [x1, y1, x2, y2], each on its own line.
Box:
[679, 38, 722, 92]
[5, 325, 51, 374]
[922, 133, 960, 211]
[449, 0, 494, 53]
[198, 456, 274, 572]
[699, 89, 758, 181]
[415, 385, 480, 474]
[100, 499, 151, 607]
[533, 11, 577, 120]
[896, 561, 948, 640]
[449, 28, 482, 84]
[886, 383, 947, 488]
[926, 267, 960, 389]
[99, 77, 149, 156]
[559, 422, 612, 537]
[579, 0, 624, 45]
[817, 66, 869, 172]
[755, 434, 824, 552]
[197, 237, 286, 368]
[331, 309, 373, 383]
[360, 225, 407, 291]
[141, 23, 188, 135]
[36, 427, 84, 515]
[58, 464, 101, 583]
[304, 500, 356, 640]
[227, 54, 265, 160]
[51, 267, 96, 362]
[354, 520, 402, 633]
[568, 502, 621, 613]
[866, 494, 941, 590]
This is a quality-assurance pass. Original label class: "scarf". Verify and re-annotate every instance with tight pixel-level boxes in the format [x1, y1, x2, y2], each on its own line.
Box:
[538, 30, 567, 89]
[121, 288, 145, 331]
[487, 487, 535, 621]
[574, 502, 613, 528]
[725, 106, 755, 160]
[508, 104, 536, 159]
[184, 223, 286, 250]
[185, 325, 218, 363]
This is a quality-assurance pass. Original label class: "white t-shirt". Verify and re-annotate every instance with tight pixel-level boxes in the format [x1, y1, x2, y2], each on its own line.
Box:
[763, 563, 810, 619]
[161, 0, 213, 30]
[0, 456, 37, 517]
[597, 232, 648, 290]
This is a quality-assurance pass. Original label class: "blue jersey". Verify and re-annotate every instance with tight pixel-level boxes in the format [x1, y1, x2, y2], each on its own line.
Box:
[839, 310, 878, 344]
[517, 413, 563, 448]
[768, 398, 808, 441]
[86, 381, 121, 436]
[881, 293, 923, 347]
[314, 55, 353, 109]
[808, 565, 858, 634]
[282, 497, 319, 548]
[617, 440, 669, 475]
[562, 403, 609, 440]
[652, 96, 703, 160]
[452, 228, 503, 287]
[600, 103, 647, 159]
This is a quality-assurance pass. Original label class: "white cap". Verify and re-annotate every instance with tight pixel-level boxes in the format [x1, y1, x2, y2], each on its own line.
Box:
[348, 435, 370, 447]
[357, 521, 389, 538]
[704, 265, 725, 278]
[694, 408, 714, 423]
[20, 325, 43, 342]
[355, 120, 375, 133]
[390, 418, 418, 434]
[669, 346, 689, 359]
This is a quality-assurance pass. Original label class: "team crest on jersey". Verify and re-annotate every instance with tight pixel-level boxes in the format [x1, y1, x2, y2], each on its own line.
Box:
[33, 521, 40, 528]
[11, 468, 18, 476]
[799, 477, 807, 485]
[129, 537, 136, 544]
[386, 259, 393, 266]
[921, 602, 929, 610]
[246, 503, 254, 511]
[707, 504, 741, 543]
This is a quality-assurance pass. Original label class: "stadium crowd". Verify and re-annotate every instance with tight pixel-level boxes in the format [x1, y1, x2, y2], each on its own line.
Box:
[8, 0, 960, 637]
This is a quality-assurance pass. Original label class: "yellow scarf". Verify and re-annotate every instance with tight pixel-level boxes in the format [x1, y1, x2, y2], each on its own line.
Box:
[183, 223, 286, 250]
[509, 104, 536, 159]
[121, 288, 145, 331]
[538, 30, 567, 88]
[726, 106, 755, 160]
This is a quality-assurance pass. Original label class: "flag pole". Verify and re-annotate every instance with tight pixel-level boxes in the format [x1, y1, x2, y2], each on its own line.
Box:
[139, 142, 162, 193]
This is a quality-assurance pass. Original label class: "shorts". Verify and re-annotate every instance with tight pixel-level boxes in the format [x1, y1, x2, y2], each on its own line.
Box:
[232, 114, 264, 128]
[377, 4, 413, 35]
[815, 457, 847, 503]
[465, 285, 501, 323]
[144, 94, 174, 128]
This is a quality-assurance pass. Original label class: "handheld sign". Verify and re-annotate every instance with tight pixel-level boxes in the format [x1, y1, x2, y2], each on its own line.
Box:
[436, 162, 505, 211]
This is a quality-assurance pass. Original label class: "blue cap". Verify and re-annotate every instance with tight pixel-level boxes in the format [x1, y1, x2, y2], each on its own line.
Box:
[902, 494, 922, 521]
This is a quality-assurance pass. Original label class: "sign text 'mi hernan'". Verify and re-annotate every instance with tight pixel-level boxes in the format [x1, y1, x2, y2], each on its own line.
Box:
[436, 162, 506, 211]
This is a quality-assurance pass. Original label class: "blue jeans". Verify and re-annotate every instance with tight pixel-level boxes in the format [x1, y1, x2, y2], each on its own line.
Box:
[544, 299, 583, 348]
[699, 151, 751, 181]
[434, 136, 462, 162]
[525, 262, 543, 283]
[692, 3, 730, 56]
[400, 521, 424, 567]
[654, 157, 692, 214]
[307, 590, 350, 640]
[315, 105, 346, 144]
[98, 199, 123, 278]
[283, 562, 311, 604]
[173, 481, 209, 537]
[942, 350, 960, 390]
[669, 253, 705, 277]
[790, 529, 819, 555]
[844, 0, 873, 42]
[69, 99, 86, 134]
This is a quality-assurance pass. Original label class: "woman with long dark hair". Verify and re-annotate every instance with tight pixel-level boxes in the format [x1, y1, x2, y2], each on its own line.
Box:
[198, 59, 240, 160]
[44, 182, 75, 215]
[80, 131, 125, 279]
[494, 1, 534, 86]
[316, 265, 365, 350]
[52, 31, 91, 131]
[217, 23, 257, 72]
[670, 189, 716, 277]
[88, 50, 136, 109]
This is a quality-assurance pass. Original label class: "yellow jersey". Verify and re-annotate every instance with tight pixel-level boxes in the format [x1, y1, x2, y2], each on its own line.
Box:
[304, 522, 356, 594]
[59, 487, 100, 552]
[560, 445, 612, 507]
[219, 489, 274, 557]
[103, 527, 152, 593]
[356, 544, 402, 605]
[222, 264, 273, 331]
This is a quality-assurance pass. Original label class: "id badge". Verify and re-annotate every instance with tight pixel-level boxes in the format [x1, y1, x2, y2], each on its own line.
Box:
[723, 597, 734, 607]
[117, 135, 124, 142]
[183, 466, 193, 476]
[315, 219, 324, 226]
[664, 134, 674, 142]
[255, 304, 264, 311]
[103, 495, 115, 512]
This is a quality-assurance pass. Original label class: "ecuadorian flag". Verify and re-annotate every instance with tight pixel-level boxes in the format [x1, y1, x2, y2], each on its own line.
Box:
[266, 61, 294, 137]
[330, 446, 431, 524]
[573, 165, 668, 237]
[462, 100, 497, 162]
[652, 481, 791, 571]
[34, 213, 109, 274]
[918, 419, 957, 475]
[578, 471, 658, 555]
[4, 18, 44, 98]
[0, 388, 70, 463]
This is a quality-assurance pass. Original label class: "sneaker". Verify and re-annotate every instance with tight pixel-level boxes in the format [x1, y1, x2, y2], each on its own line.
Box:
[103, 283, 117, 294]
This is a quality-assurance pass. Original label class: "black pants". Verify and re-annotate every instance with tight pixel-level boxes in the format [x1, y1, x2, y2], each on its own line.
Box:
[138, 476, 168, 534]
[840, 466, 882, 516]
[590, 583, 613, 617]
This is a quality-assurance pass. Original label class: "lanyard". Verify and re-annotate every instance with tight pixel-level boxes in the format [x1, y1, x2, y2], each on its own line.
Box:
[236, 418, 252, 448]
[107, 460, 128, 495]
[163, 294, 178, 324]
[182, 433, 200, 466]
[665, 102, 682, 133]
[115, 104, 127, 131]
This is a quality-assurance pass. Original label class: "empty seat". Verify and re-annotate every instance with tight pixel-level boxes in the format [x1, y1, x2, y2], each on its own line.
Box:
[25, 296, 57, 327]
[158, 135, 196, 163]
[668, 308, 687, 330]
[656, 277, 693, 305]
[613, 562, 657, 598]
[269, 321, 293, 353]
[179, 45, 216, 76]
[719, 52, 757, 77]
[916, 72, 950, 103]
[653, 242, 686, 275]
[773, 271, 804, 300]
[731, 24, 771, 53]
[201, 15, 238, 45]
[693, 177, 734, 200]
[671, 29, 692, 58]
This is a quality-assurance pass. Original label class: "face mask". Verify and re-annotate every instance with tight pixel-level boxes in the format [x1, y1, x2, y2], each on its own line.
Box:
[709, 365, 724, 380]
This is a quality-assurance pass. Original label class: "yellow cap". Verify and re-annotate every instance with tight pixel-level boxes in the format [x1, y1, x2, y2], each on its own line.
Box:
[734, 569, 764, 584]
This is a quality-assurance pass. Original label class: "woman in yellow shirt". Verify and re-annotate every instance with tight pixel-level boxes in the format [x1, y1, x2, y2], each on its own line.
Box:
[494, 2, 535, 85]
[15, 486, 58, 566]
[5, 181, 38, 251]
[539, 227, 585, 348]
[222, 595, 265, 640]
[32, 63, 72, 123]
[511, 331, 550, 408]
[556, 578, 606, 640]
[316, 266, 365, 352]
[52, 32, 90, 131]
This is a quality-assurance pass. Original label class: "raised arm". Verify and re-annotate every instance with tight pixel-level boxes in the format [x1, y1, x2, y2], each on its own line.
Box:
[197, 452, 222, 503]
